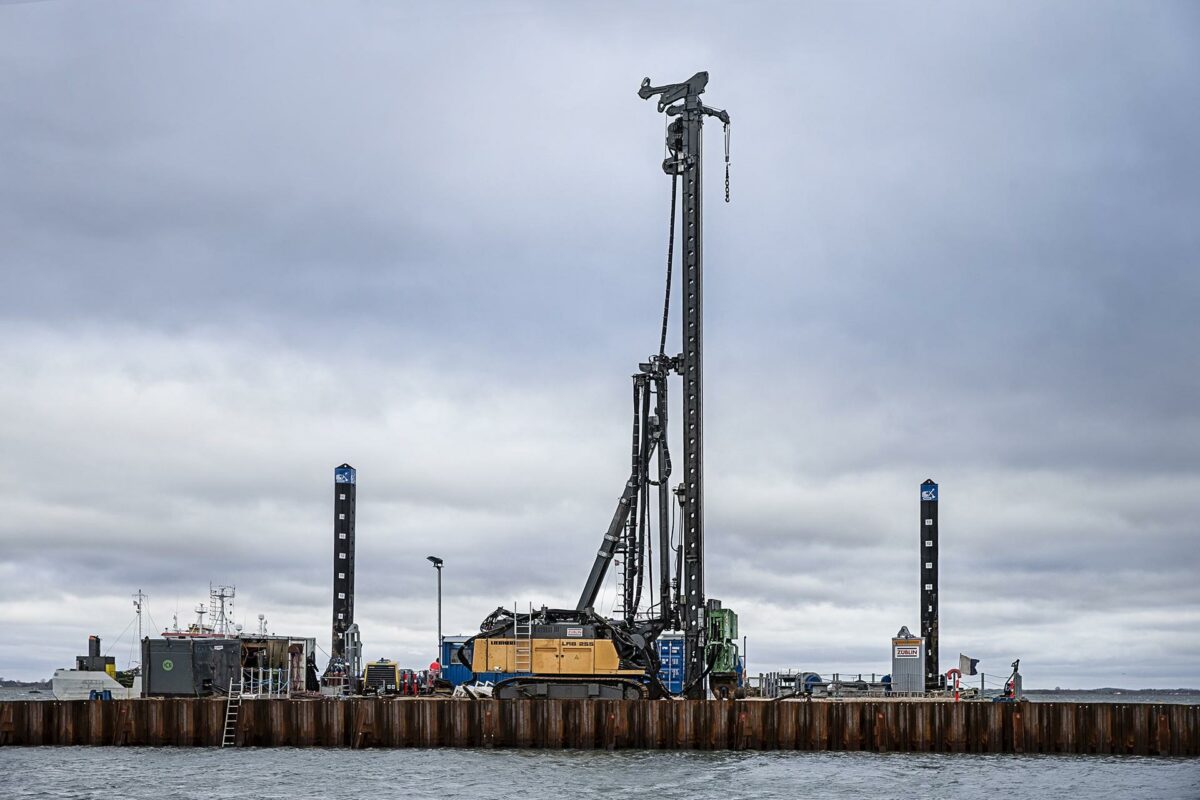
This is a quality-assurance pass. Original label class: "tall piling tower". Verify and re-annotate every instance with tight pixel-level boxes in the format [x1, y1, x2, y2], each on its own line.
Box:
[920, 478, 940, 692]
[332, 463, 357, 660]
[637, 72, 728, 698]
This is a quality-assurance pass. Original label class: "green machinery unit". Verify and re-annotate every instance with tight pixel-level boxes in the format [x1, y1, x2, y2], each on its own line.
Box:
[706, 600, 742, 698]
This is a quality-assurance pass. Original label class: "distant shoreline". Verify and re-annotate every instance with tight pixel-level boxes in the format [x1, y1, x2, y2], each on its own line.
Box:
[0, 680, 51, 689]
[1023, 688, 1198, 695]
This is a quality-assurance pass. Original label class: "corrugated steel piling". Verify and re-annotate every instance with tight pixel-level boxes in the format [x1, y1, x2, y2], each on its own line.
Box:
[0, 699, 1196, 755]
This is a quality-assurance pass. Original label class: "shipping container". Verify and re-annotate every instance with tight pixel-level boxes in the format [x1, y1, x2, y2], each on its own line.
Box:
[141, 637, 241, 697]
[656, 634, 685, 695]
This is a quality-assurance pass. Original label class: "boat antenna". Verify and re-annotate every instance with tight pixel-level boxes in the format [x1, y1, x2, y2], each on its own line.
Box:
[131, 589, 147, 666]
[208, 583, 236, 636]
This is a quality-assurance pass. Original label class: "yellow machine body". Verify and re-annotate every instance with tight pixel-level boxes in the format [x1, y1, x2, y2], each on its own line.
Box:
[471, 638, 643, 677]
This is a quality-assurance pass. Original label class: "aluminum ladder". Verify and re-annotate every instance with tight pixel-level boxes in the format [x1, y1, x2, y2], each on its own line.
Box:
[221, 676, 244, 747]
[512, 602, 532, 674]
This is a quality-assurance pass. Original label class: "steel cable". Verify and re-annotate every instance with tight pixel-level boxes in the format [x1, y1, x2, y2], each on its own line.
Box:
[657, 174, 678, 357]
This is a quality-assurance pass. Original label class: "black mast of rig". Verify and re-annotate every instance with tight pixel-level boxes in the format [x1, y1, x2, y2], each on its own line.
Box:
[920, 478, 940, 692]
[640, 72, 728, 698]
[332, 464, 357, 660]
[572, 73, 728, 698]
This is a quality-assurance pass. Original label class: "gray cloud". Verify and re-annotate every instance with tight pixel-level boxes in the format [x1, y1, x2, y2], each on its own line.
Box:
[1, 1, 1197, 687]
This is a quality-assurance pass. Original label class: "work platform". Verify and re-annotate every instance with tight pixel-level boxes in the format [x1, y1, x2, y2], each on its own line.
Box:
[1, 698, 1196, 755]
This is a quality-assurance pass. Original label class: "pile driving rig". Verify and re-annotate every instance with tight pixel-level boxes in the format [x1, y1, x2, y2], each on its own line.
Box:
[459, 73, 736, 700]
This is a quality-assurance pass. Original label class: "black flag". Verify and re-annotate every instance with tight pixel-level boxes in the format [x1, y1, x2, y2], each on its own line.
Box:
[959, 654, 980, 676]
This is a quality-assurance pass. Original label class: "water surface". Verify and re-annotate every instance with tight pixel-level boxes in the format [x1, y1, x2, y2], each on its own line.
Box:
[1, 746, 1196, 800]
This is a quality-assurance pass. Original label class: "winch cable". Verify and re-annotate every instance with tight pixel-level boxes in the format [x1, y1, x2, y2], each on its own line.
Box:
[103, 614, 137, 663]
[673, 500, 684, 612]
[595, 613, 670, 699]
[681, 647, 721, 697]
[645, 502, 654, 617]
[723, 120, 731, 203]
[657, 173, 678, 358]
[458, 607, 518, 672]
[642, 174, 677, 628]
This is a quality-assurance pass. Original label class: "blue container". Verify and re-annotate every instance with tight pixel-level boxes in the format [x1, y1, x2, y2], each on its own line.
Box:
[440, 638, 474, 687]
[656, 634, 685, 695]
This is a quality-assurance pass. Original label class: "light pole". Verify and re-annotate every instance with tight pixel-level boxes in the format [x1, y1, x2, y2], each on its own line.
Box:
[426, 556, 443, 666]
[743, 635, 747, 684]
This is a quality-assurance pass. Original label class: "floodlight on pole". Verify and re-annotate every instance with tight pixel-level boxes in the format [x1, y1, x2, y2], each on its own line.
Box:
[427, 556, 444, 665]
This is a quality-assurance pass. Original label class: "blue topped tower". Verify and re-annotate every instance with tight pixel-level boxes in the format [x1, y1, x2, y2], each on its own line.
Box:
[332, 464, 356, 660]
[920, 478, 940, 692]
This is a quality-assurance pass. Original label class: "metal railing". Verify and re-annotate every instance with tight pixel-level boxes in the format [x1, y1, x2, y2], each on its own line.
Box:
[240, 667, 291, 699]
[755, 669, 1010, 700]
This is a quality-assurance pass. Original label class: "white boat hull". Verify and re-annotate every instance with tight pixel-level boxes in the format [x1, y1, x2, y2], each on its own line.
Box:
[51, 669, 138, 700]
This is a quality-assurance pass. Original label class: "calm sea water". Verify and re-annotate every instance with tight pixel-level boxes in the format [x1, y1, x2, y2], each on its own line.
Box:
[0, 747, 1197, 800]
[3, 688, 1197, 798]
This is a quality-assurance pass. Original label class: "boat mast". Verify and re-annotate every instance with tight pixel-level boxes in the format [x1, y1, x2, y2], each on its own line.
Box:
[132, 589, 147, 667]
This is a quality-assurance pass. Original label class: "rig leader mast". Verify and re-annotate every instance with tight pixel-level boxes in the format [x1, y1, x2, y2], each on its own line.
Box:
[639, 72, 729, 697]
[465, 74, 730, 701]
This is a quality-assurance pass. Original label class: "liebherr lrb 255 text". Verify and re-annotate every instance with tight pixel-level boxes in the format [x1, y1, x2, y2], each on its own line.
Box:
[460, 73, 738, 700]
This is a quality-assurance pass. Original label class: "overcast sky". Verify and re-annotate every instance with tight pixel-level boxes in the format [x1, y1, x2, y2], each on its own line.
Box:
[1, 1, 1197, 688]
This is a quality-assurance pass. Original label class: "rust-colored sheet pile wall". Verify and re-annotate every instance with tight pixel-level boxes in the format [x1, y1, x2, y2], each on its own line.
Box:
[1, 699, 1195, 755]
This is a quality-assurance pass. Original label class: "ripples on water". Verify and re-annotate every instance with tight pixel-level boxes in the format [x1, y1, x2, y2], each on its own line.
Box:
[1, 747, 1197, 800]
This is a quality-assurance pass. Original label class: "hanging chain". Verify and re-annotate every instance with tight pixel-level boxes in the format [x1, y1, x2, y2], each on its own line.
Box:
[723, 121, 731, 203]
